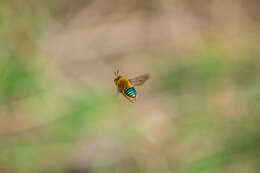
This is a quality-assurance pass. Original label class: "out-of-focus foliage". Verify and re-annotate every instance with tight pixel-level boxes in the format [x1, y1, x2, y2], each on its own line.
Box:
[158, 46, 260, 173]
[0, 0, 260, 173]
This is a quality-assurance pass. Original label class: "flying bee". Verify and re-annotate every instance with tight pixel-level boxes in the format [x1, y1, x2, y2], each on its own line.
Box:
[114, 70, 150, 103]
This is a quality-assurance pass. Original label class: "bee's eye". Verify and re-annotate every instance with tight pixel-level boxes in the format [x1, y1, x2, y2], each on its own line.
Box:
[114, 79, 117, 83]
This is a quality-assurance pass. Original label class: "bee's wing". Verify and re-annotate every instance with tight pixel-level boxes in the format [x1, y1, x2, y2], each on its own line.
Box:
[129, 74, 150, 86]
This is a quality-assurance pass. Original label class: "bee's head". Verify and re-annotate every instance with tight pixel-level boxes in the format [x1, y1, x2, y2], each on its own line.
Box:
[114, 77, 118, 84]
[114, 69, 121, 84]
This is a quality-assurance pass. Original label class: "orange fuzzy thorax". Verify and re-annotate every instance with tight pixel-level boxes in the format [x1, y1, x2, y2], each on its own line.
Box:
[116, 76, 133, 91]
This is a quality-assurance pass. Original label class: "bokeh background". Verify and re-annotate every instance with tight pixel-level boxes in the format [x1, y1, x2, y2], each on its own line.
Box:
[1, 0, 260, 173]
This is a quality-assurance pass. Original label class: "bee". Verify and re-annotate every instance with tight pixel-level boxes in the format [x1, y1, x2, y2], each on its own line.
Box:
[114, 70, 150, 103]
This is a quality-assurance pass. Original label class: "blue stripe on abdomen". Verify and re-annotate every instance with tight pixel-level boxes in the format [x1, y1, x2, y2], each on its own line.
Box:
[125, 88, 136, 98]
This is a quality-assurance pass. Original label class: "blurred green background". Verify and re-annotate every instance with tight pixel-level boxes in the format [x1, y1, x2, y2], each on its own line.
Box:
[1, 0, 260, 173]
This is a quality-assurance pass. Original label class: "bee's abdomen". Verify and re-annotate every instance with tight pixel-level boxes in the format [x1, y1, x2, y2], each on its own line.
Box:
[124, 87, 136, 98]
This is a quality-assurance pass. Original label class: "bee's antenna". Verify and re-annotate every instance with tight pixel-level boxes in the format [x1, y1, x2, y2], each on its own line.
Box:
[114, 69, 119, 77]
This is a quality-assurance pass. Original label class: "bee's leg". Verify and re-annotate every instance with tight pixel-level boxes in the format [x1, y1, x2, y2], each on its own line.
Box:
[116, 88, 122, 96]
[124, 94, 136, 103]
[132, 98, 137, 103]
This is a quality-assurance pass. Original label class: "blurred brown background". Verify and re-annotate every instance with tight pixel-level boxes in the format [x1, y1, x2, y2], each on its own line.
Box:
[0, 0, 260, 173]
